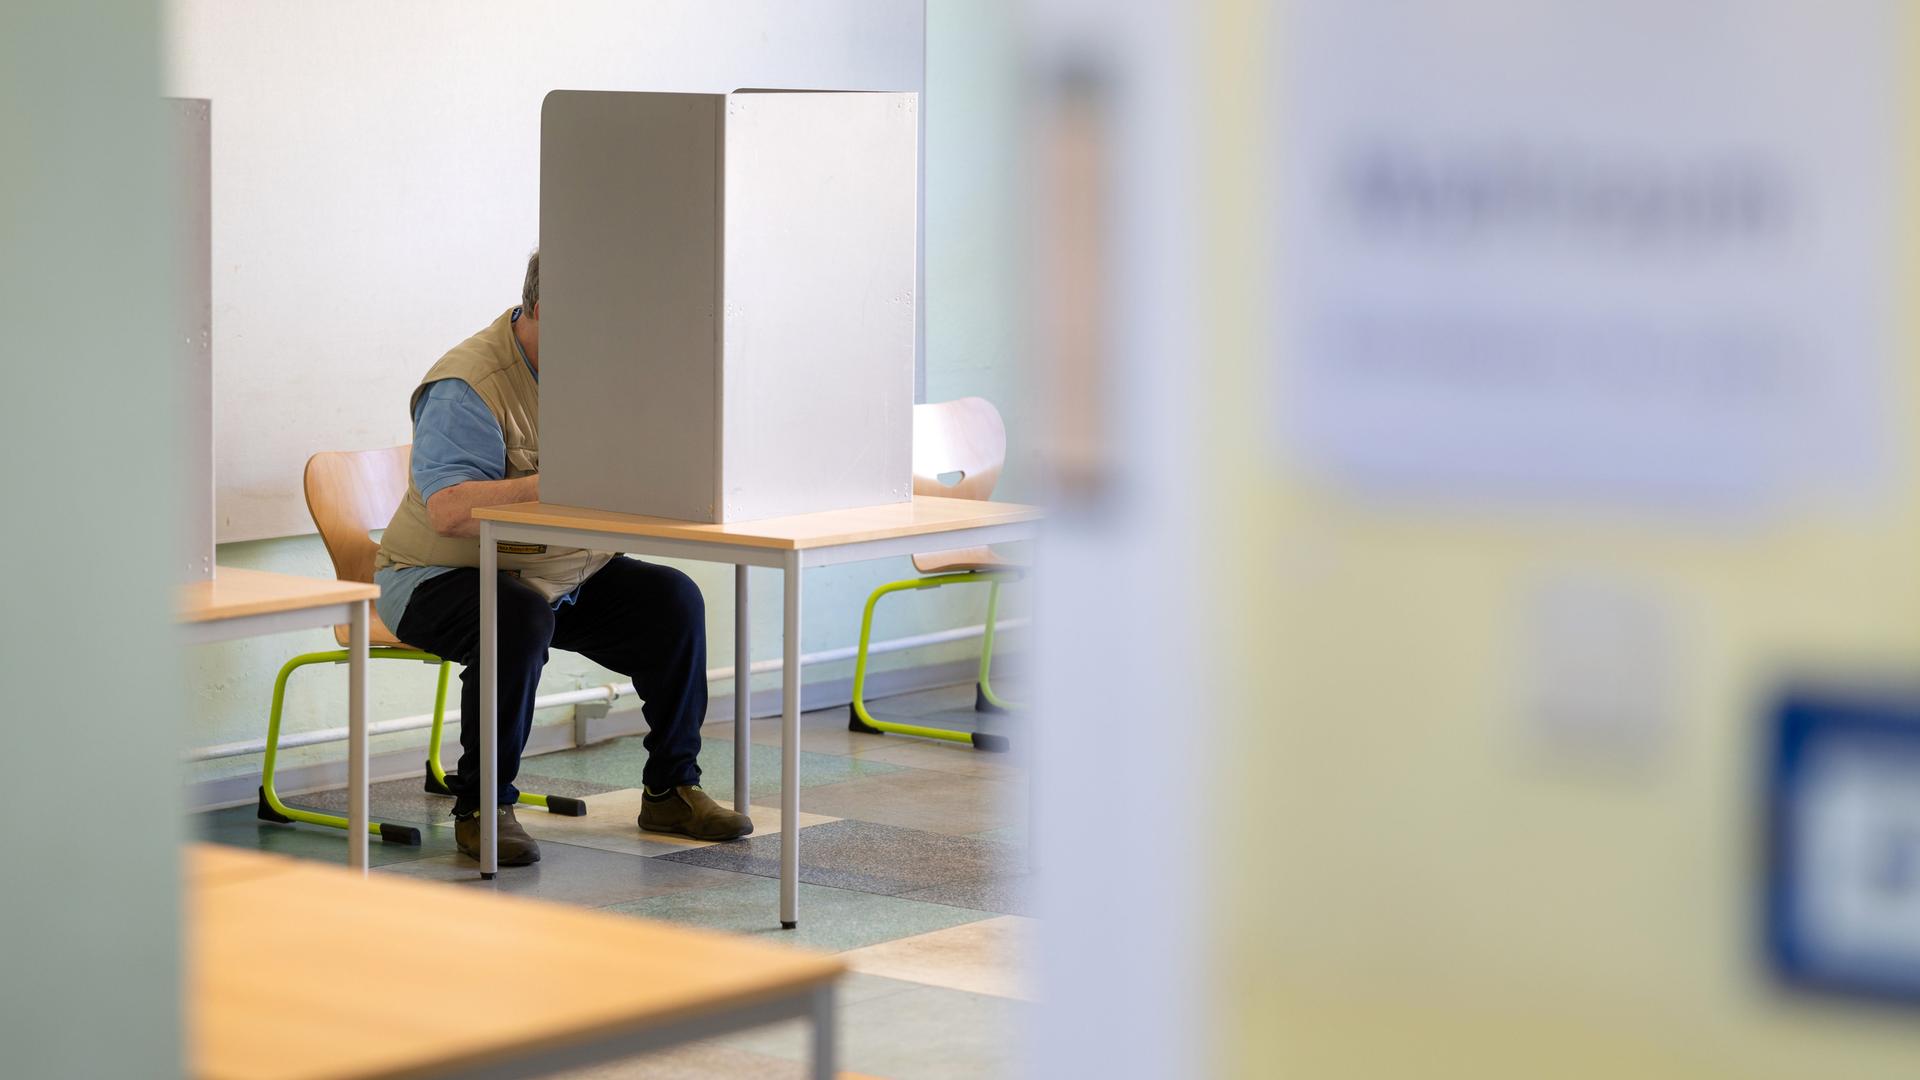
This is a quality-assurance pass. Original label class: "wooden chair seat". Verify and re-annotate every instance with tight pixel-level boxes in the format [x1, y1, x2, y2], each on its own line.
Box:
[331, 609, 417, 651]
[911, 546, 1025, 576]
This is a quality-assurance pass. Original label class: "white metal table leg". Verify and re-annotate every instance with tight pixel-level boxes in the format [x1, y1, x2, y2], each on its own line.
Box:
[809, 983, 837, 1080]
[780, 550, 801, 928]
[347, 598, 370, 874]
[479, 521, 498, 879]
[734, 563, 750, 813]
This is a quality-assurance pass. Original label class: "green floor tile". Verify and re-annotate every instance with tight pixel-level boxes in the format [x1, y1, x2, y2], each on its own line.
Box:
[377, 839, 744, 907]
[719, 980, 1027, 1080]
[190, 804, 449, 869]
[605, 877, 989, 953]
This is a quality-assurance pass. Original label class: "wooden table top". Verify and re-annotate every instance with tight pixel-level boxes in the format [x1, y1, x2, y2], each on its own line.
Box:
[473, 495, 1043, 551]
[186, 844, 844, 1080]
[178, 567, 379, 624]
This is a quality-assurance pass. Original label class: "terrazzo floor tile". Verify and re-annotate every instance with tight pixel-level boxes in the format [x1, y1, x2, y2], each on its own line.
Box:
[792, 767, 1028, 836]
[376, 837, 745, 907]
[514, 787, 837, 857]
[523, 735, 906, 798]
[607, 878, 990, 953]
[191, 804, 449, 869]
[659, 819, 1024, 897]
[720, 982, 1026, 1080]
[841, 916, 1036, 1000]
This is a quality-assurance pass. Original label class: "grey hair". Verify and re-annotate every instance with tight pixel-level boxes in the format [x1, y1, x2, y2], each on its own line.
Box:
[521, 249, 539, 314]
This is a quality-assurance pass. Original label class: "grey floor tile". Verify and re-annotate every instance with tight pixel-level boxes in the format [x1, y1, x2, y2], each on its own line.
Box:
[376, 838, 745, 907]
[658, 819, 1023, 897]
[967, 823, 1027, 847]
[542, 1042, 805, 1080]
[899, 872, 1037, 917]
[525, 734, 905, 798]
[190, 804, 448, 869]
[793, 767, 1028, 836]
[286, 773, 622, 825]
[607, 878, 989, 953]
[279, 776, 457, 825]
[714, 704, 889, 756]
[542, 980, 922, 1080]
[720, 982, 1027, 1080]
[850, 734, 1031, 780]
[872, 684, 979, 718]
[513, 773, 630, 800]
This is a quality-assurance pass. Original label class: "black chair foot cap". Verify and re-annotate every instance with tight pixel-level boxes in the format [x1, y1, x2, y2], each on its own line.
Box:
[975, 685, 1011, 714]
[256, 785, 294, 824]
[378, 823, 422, 845]
[848, 703, 886, 735]
[545, 795, 588, 817]
[971, 732, 1012, 753]
[480, 872, 496, 880]
[423, 763, 454, 796]
[781, 920, 798, 930]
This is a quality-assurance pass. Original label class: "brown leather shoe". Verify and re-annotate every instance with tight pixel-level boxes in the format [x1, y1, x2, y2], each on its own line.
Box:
[638, 785, 754, 841]
[455, 805, 541, 866]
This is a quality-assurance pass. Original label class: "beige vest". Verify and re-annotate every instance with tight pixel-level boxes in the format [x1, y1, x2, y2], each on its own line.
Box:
[374, 308, 612, 600]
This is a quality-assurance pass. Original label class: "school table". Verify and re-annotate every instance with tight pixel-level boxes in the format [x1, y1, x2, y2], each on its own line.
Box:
[472, 495, 1044, 926]
[179, 567, 376, 872]
[185, 843, 846, 1080]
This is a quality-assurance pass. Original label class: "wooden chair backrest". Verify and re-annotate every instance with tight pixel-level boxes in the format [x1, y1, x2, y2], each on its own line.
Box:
[912, 397, 1005, 502]
[304, 446, 412, 584]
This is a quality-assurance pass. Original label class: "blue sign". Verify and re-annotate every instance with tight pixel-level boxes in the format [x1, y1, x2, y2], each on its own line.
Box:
[1768, 687, 1920, 1003]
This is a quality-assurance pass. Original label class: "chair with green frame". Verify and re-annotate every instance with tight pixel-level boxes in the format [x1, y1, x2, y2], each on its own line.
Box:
[847, 397, 1025, 752]
[255, 445, 586, 845]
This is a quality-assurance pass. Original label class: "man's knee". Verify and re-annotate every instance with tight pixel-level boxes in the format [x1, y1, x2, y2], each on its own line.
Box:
[658, 567, 706, 637]
[496, 579, 557, 655]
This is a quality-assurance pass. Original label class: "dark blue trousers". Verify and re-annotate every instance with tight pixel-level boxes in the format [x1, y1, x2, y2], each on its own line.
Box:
[394, 558, 707, 817]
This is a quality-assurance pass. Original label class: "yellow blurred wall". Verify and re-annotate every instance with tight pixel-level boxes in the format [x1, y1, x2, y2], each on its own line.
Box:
[1206, 3, 1920, 1076]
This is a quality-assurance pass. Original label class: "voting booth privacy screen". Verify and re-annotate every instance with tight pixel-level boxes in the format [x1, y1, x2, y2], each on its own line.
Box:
[540, 89, 918, 524]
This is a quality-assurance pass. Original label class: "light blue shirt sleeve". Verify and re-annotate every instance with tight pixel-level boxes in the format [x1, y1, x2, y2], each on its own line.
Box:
[410, 378, 505, 501]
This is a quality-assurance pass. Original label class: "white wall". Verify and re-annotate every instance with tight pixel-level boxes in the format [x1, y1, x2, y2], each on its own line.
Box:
[164, 0, 923, 540]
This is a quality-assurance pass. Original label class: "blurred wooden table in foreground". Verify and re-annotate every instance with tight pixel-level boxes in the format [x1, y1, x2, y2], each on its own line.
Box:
[185, 844, 845, 1079]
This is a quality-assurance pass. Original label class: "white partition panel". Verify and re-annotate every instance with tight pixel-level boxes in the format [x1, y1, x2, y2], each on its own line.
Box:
[722, 91, 918, 521]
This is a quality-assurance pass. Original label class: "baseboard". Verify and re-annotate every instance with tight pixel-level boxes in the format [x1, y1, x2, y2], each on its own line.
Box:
[186, 655, 1001, 814]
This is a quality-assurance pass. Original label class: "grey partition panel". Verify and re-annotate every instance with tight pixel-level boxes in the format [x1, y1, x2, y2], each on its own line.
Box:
[541, 91, 723, 522]
[170, 97, 214, 581]
[540, 90, 915, 523]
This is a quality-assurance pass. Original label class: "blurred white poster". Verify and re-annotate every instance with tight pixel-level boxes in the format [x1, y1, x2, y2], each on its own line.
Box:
[1280, 0, 1902, 511]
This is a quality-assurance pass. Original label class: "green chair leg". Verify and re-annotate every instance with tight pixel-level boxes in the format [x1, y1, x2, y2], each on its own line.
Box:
[974, 579, 1021, 713]
[423, 660, 455, 796]
[257, 650, 423, 845]
[848, 571, 1019, 751]
[421, 660, 586, 816]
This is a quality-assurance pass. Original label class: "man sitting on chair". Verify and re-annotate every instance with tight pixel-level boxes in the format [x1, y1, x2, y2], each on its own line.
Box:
[373, 250, 751, 865]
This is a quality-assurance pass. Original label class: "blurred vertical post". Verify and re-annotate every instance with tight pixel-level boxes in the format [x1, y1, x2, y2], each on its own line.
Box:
[1024, 1, 1212, 1078]
[0, 1, 185, 1076]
